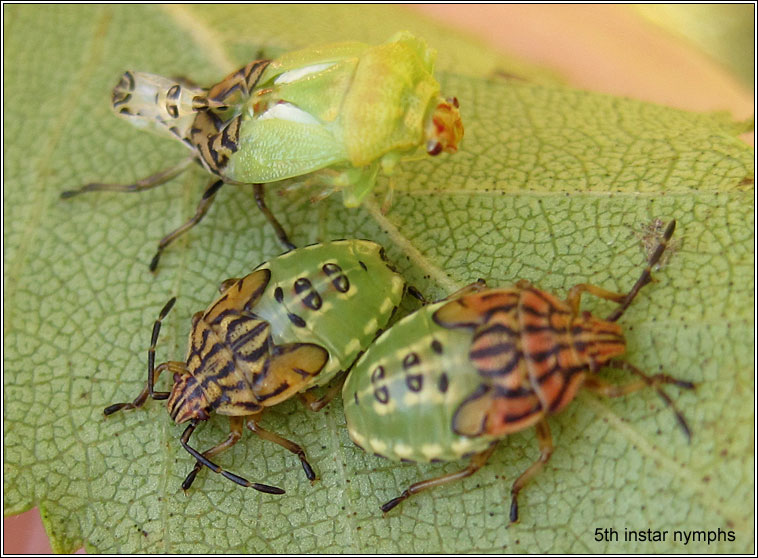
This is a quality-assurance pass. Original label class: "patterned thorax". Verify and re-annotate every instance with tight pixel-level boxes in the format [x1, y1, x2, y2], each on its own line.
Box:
[169, 239, 406, 423]
[434, 284, 625, 437]
[343, 282, 627, 462]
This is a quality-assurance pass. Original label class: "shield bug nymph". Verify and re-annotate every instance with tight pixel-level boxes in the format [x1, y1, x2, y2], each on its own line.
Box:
[63, 32, 463, 270]
[106, 240, 406, 491]
[343, 220, 694, 521]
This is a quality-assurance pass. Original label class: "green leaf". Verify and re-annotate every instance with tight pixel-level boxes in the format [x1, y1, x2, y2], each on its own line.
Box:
[4, 4, 753, 554]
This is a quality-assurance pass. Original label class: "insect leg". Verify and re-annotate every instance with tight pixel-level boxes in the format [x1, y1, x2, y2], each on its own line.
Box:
[436, 279, 488, 303]
[180, 420, 285, 494]
[253, 183, 296, 251]
[380, 177, 394, 215]
[104, 297, 183, 415]
[182, 415, 244, 490]
[586, 359, 694, 441]
[298, 372, 347, 412]
[61, 157, 195, 198]
[565, 283, 627, 316]
[509, 419, 553, 523]
[149, 179, 224, 271]
[246, 417, 316, 482]
[381, 444, 498, 514]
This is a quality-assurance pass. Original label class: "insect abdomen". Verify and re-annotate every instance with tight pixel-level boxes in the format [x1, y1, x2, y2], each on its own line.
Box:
[344, 303, 497, 463]
[251, 240, 406, 388]
[111, 71, 207, 143]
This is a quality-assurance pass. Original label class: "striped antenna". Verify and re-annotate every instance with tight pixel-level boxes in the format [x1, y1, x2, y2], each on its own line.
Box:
[607, 220, 676, 322]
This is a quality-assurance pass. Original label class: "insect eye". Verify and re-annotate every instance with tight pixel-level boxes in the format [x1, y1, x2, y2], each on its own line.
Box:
[426, 140, 443, 156]
[447, 96, 459, 108]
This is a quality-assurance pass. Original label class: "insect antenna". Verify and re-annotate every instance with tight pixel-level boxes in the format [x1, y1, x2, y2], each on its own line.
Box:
[253, 183, 296, 251]
[607, 220, 676, 322]
[147, 297, 177, 399]
[103, 297, 177, 415]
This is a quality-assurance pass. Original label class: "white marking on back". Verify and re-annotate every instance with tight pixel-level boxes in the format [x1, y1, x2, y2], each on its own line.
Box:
[402, 391, 423, 407]
[259, 103, 320, 125]
[379, 297, 395, 315]
[421, 443, 444, 460]
[274, 249, 298, 261]
[392, 443, 413, 459]
[372, 399, 396, 416]
[348, 427, 366, 447]
[391, 275, 405, 294]
[275, 63, 335, 84]
[362, 317, 379, 335]
[344, 337, 362, 356]
[451, 438, 478, 456]
[402, 389, 444, 408]
[369, 438, 388, 454]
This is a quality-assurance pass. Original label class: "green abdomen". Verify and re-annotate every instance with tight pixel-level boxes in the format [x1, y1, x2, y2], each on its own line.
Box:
[343, 302, 498, 462]
[253, 240, 405, 388]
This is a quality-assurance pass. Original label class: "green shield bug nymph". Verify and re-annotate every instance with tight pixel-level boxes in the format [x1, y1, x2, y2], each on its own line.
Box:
[62, 32, 463, 270]
[224, 31, 463, 206]
[105, 239, 406, 491]
[342, 221, 694, 521]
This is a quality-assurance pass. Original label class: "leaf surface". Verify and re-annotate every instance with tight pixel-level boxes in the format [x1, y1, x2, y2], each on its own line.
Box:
[3, 4, 754, 553]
